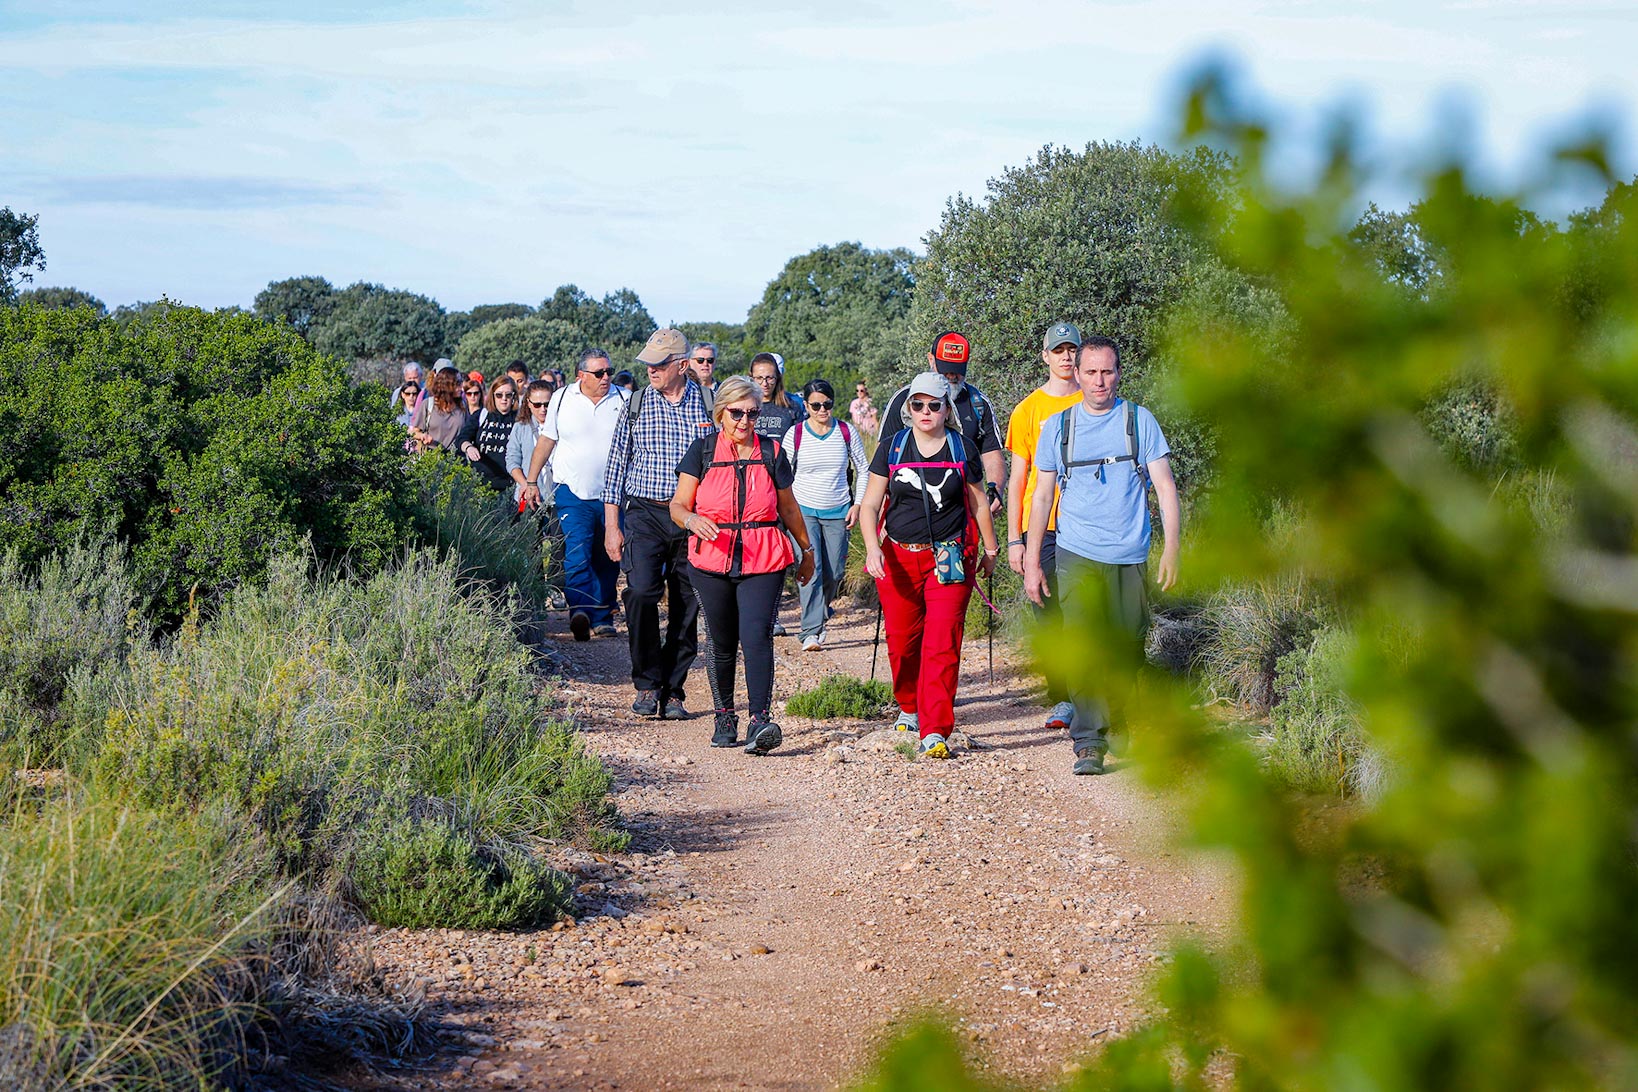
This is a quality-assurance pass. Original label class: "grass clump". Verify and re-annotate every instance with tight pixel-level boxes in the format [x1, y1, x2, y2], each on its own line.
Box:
[406, 450, 547, 604]
[1264, 626, 1385, 798]
[786, 675, 895, 719]
[348, 815, 572, 930]
[0, 795, 284, 1090]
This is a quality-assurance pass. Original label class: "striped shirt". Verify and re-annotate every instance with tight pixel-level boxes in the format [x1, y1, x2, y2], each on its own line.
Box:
[781, 421, 869, 513]
[601, 378, 715, 505]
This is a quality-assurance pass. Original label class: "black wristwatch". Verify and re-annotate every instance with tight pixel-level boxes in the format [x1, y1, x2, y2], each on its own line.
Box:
[985, 482, 1001, 505]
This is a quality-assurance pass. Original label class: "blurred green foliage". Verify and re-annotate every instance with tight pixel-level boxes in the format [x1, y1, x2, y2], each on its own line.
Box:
[869, 70, 1638, 1090]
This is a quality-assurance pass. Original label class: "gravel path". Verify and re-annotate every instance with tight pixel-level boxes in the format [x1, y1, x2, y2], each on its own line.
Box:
[355, 594, 1231, 1090]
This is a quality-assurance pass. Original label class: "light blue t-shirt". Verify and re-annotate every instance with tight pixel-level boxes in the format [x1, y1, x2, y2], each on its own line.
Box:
[1034, 398, 1169, 565]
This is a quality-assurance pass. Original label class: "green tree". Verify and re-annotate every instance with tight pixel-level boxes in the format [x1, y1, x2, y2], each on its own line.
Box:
[17, 286, 106, 314]
[455, 316, 583, 379]
[744, 242, 916, 394]
[252, 275, 337, 338]
[677, 321, 750, 374]
[311, 282, 448, 363]
[904, 142, 1243, 415]
[538, 283, 654, 351]
[444, 302, 536, 348]
[0, 207, 46, 304]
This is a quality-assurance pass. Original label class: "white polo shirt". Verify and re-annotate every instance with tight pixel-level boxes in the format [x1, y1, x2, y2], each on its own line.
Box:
[542, 383, 629, 501]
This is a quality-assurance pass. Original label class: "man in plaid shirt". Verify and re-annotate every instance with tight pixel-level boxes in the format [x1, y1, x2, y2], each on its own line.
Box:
[603, 328, 716, 719]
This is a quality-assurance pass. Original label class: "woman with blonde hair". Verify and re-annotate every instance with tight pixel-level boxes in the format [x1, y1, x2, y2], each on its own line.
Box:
[671, 375, 815, 755]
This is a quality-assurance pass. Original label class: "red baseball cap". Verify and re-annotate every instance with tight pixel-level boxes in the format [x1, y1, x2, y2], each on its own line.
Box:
[931, 330, 970, 373]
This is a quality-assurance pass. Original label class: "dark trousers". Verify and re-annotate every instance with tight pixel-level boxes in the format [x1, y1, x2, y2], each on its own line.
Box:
[691, 568, 782, 718]
[1056, 547, 1149, 754]
[621, 498, 699, 698]
[557, 485, 617, 627]
[1025, 529, 1069, 705]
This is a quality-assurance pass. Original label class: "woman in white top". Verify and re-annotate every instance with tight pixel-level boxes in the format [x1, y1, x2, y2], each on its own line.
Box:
[780, 378, 869, 650]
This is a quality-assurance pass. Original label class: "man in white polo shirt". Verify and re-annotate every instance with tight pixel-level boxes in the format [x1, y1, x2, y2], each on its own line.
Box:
[523, 347, 629, 641]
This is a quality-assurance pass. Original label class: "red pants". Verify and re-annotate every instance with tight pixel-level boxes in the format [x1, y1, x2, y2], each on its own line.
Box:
[878, 541, 975, 738]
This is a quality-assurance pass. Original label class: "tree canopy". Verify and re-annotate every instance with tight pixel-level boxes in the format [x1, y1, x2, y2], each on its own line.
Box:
[0, 207, 46, 305]
[17, 286, 107, 315]
[311, 282, 448, 363]
[252, 275, 338, 338]
[454, 316, 583, 379]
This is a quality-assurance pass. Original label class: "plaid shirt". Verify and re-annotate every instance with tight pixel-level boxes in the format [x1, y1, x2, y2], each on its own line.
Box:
[601, 378, 715, 505]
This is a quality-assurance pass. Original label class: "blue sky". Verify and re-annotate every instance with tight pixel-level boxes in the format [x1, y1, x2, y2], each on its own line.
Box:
[3, 0, 1634, 323]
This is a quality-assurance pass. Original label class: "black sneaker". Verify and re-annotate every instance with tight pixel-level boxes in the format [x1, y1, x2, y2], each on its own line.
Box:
[591, 623, 617, 638]
[1072, 748, 1107, 775]
[631, 689, 659, 717]
[771, 622, 788, 637]
[744, 715, 782, 756]
[569, 612, 592, 642]
[662, 695, 689, 720]
[711, 710, 739, 747]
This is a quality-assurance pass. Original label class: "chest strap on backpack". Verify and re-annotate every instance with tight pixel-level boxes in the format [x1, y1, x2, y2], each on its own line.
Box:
[1059, 401, 1149, 490]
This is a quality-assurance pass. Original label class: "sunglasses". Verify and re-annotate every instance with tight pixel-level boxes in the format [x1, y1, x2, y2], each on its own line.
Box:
[909, 399, 944, 413]
[581, 367, 612, 378]
[464, 387, 482, 396]
[691, 356, 715, 364]
[807, 400, 833, 410]
[493, 390, 515, 398]
[723, 407, 755, 421]
[529, 399, 550, 409]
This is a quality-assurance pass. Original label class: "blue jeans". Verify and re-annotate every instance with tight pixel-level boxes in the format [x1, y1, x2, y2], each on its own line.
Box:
[556, 485, 618, 627]
[799, 510, 850, 639]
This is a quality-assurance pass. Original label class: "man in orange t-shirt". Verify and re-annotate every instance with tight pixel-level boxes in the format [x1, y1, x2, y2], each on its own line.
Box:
[1004, 321, 1085, 732]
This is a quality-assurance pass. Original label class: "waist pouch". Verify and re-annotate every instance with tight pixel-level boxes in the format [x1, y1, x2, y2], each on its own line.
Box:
[933, 539, 966, 585]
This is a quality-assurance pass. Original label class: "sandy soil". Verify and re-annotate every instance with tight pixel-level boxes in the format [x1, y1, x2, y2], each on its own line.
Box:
[353, 592, 1232, 1090]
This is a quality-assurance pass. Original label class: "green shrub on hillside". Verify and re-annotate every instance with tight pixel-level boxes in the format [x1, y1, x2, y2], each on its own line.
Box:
[405, 449, 548, 602]
[785, 676, 894, 719]
[0, 303, 413, 620]
[1265, 626, 1379, 797]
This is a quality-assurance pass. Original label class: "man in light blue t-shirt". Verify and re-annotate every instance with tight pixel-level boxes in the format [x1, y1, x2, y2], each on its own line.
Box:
[1022, 335, 1182, 774]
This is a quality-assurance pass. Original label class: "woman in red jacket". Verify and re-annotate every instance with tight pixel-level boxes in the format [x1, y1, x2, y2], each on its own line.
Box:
[671, 376, 815, 755]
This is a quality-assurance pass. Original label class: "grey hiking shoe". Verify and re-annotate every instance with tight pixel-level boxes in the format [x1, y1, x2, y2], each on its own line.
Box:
[1045, 701, 1075, 732]
[893, 710, 918, 733]
[1072, 748, 1107, 775]
[744, 715, 782, 756]
[631, 689, 659, 717]
[662, 695, 689, 720]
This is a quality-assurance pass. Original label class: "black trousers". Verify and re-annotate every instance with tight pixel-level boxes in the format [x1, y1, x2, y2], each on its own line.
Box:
[621, 498, 699, 698]
[690, 568, 783, 719]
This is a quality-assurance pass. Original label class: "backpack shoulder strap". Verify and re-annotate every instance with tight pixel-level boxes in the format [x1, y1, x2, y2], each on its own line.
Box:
[1057, 406, 1077, 482]
[698, 379, 713, 416]
[1127, 400, 1151, 492]
[887, 428, 913, 471]
[840, 420, 853, 446]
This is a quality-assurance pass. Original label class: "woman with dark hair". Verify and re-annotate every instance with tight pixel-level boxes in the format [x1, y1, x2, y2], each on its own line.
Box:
[671, 376, 814, 756]
[410, 368, 469, 452]
[461, 374, 486, 416]
[781, 378, 868, 651]
[507, 378, 557, 508]
[456, 377, 518, 492]
[749, 352, 805, 444]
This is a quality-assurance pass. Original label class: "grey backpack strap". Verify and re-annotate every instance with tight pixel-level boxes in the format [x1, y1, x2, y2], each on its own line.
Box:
[1127, 400, 1150, 492]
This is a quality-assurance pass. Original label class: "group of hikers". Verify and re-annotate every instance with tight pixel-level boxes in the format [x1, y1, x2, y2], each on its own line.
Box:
[391, 321, 1179, 775]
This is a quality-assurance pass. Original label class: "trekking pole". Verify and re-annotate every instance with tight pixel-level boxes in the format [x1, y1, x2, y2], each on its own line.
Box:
[987, 565, 995, 688]
[869, 599, 883, 683]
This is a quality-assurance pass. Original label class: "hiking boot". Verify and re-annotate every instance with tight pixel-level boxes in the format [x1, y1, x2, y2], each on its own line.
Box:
[591, 623, 617, 638]
[550, 590, 569, 610]
[1072, 748, 1107, 775]
[1045, 701, 1075, 732]
[772, 622, 788, 637]
[662, 695, 689, 720]
[893, 710, 918, 733]
[569, 612, 592, 642]
[711, 710, 739, 747]
[744, 714, 783, 756]
[801, 633, 823, 652]
[919, 734, 951, 759]
[631, 689, 659, 717]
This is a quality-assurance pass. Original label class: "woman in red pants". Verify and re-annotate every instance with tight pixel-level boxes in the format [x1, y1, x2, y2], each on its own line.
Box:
[859, 372, 999, 758]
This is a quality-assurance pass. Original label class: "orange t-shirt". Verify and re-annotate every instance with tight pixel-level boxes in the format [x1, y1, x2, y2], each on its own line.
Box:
[1005, 386, 1083, 533]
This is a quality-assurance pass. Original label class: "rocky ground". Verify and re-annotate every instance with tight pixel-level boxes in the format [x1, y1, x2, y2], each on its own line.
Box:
[345, 594, 1231, 1090]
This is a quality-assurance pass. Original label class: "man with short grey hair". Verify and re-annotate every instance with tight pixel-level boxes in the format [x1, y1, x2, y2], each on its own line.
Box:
[603, 329, 715, 719]
[689, 343, 719, 399]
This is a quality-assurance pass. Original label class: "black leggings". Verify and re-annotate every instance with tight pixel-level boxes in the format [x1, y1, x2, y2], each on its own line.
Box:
[690, 567, 783, 719]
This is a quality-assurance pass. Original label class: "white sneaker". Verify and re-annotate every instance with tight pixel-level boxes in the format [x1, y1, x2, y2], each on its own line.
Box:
[801, 634, 822, 652]
[893, 710, 918, 733]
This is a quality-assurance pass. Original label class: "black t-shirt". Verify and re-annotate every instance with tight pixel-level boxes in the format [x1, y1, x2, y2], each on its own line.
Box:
[753, 397, 804, 444]
[458, 409, 518, 492]
[677, 434, 796, 491]
[870, 431, 982, 544]
[881, 382, 1001, 456]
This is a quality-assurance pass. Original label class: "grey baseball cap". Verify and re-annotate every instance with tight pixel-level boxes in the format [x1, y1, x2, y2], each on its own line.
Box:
[1042, 322, 1082, 350]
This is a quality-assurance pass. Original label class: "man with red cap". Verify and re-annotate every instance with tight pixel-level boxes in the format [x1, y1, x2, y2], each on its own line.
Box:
[881, 332, 1005, 513]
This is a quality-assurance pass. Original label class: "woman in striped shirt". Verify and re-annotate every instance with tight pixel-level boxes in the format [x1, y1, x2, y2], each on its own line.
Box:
[781, 379, 869, 651]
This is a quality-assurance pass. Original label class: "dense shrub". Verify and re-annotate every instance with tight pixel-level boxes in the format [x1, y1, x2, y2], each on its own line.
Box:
[1196, 574, 1327, 711]
[93, 550, 624, 913]
[1265, 626, 1381, 797]
[454, 315, 583, 379]
[0, 302, 414, 620]
[785, 676, 894, 719]
[348, 816, 571, 930]
[405, 448, 548, 602]
[0, 541, 141, 767]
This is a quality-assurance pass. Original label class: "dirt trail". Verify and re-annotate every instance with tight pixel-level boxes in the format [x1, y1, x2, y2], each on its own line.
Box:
[359, 596, 1232, 1090]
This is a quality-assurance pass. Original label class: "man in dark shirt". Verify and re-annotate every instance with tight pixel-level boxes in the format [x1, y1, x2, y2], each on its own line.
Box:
[881, 332, 1005, 514]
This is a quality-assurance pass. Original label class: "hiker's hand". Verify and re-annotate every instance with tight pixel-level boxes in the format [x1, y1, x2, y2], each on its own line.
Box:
[1007, 542, 1025, 575]
[604, 524, 624, 564]
[845, 504, 860, 530]
[684, 513, 720, 541]
[980, 550, 997, 578]
[521, 483, 540, 510]
[1156, 547, 1179, 592]
[796, 551, 815, 585]
[865, 546, 886, 580]
[463, 443, 481, 463]
[1024, 564, 1049, 606]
